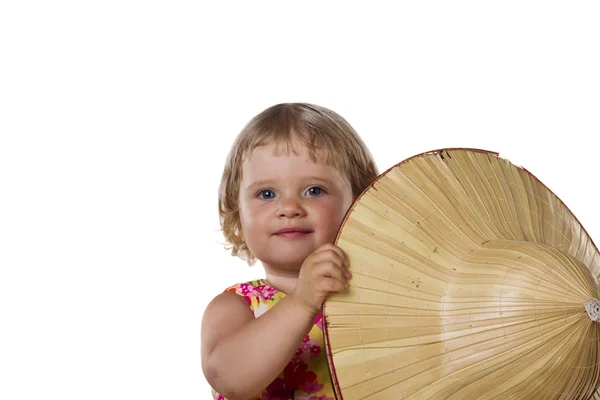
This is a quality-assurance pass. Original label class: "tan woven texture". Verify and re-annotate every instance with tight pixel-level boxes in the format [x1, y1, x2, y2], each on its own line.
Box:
[323, 149, 600, 399]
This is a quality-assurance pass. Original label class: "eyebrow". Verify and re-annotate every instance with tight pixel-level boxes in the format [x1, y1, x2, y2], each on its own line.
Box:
[244, 176, 333, 191]
[244, 180, 273, 191]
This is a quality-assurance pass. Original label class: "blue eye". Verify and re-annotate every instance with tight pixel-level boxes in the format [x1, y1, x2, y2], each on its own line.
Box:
[306, 186, 324, 196]
[257, 190, 276, 199]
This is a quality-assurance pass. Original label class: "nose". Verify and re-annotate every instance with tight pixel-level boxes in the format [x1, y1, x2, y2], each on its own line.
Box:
[277, 195, 306, 218]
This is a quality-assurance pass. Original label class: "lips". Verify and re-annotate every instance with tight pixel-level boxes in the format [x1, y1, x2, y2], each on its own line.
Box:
[273, 227, 313, 237]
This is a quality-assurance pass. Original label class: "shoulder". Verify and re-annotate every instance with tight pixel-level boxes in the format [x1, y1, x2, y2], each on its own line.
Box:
[201, 291, 254, 349]
[204, 290, 252, 319]
[202, 279, 280, 325]
[202, 280, 268, 322]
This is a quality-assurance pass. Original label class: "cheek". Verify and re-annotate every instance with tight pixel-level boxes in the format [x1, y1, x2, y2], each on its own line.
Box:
[239, 203, 268, 233]
[238, 202, 255, 238]
[313, 200, 347, 228]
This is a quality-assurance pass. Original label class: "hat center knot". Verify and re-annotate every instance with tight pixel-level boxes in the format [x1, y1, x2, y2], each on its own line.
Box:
[584, 298, 600, 322]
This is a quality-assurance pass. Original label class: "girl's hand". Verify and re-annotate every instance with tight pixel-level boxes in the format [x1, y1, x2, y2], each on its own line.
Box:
[290, 243, 352, 316]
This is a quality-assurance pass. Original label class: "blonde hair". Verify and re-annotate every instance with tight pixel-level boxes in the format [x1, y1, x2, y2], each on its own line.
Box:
[218, 103, 379, 264]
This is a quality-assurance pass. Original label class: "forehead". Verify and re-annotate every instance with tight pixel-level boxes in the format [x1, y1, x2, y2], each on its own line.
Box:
[240, 143, 341, 184]
[254, 136, 323, 159]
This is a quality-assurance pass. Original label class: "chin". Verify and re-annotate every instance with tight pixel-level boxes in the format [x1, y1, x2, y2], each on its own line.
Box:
[264, 254, 309, 270]
[257, 243, 321, 269]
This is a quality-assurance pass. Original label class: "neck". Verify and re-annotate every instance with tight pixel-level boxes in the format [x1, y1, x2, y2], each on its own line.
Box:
[262, 265, 299, 294]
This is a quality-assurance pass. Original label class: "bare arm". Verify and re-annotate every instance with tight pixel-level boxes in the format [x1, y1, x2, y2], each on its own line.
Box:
[201, 244, 350, 400]
[201, 292, 316, 400]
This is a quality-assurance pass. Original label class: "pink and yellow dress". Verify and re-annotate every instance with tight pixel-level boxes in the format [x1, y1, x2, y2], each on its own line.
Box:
[211, 279, 335, 400]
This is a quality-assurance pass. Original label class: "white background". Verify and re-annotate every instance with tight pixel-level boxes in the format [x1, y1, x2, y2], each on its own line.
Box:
[1, 1, 599, 399]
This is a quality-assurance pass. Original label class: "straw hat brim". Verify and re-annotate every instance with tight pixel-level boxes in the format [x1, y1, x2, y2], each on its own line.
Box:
[323, 148, 600, 399]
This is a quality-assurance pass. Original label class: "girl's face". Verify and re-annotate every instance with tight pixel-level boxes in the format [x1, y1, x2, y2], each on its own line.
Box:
[238, 142, 354, 272]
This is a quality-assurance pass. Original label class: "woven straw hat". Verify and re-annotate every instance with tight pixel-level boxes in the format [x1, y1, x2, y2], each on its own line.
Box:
[323, 148, 600, 399]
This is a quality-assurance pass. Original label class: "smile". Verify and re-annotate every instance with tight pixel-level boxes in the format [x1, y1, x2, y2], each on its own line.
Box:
[273, 227, 313, 238]
[275, 231, 312, 239]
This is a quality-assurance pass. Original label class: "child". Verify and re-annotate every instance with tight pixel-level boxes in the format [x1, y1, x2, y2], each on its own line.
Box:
[201, 103, 379, 400]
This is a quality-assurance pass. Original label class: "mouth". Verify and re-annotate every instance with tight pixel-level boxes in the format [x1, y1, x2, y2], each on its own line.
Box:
[273, 227, 314, 238]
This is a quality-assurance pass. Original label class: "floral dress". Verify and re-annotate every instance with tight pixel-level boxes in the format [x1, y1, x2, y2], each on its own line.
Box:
[211, 279, 335, 400]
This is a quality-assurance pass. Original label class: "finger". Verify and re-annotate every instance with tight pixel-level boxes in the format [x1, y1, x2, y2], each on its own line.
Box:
[325, 244, 350, 268]
[310, 246, 347, 268]
[312, 260, 346, 281]
[315, 243, 347, 262]
[315, 246, 352, 279]
[320, 277, 349, 293]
